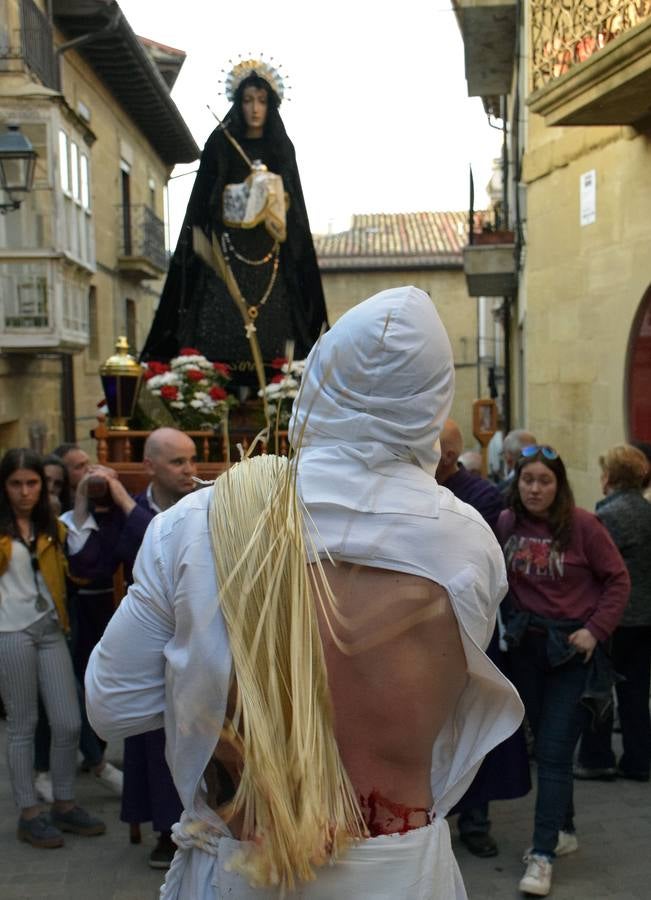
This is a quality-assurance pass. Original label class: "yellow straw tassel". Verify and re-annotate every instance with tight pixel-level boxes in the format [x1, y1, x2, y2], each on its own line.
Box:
[209, 455, 367, 892]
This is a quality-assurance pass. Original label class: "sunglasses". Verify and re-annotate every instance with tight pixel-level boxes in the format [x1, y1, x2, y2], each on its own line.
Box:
[521, 445, 559, 460]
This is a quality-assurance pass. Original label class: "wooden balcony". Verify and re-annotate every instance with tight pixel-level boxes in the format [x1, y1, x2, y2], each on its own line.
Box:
[529, 3, 651, 126]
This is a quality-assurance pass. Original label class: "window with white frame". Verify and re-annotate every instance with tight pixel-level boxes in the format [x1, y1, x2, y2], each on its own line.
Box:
[58, 128, 94, 269]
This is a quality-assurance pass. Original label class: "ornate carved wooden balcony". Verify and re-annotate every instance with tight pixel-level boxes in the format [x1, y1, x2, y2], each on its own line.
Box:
[529, 0, 651, 126]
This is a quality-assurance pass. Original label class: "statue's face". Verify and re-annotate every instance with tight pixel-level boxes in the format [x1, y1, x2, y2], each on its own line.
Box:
[241, 85, 268, 137]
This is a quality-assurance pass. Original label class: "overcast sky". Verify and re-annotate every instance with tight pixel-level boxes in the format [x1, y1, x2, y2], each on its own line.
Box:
[118, 0, 501, 243]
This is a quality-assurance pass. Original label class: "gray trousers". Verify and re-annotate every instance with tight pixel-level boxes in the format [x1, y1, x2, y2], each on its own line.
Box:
[0, 615, 81, 809]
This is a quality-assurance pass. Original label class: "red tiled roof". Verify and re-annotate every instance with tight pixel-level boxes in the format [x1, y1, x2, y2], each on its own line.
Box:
[314, 211, 468, 270]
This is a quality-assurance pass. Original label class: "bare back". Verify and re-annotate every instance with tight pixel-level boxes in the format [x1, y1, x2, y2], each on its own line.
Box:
[312, 560, 467, 830]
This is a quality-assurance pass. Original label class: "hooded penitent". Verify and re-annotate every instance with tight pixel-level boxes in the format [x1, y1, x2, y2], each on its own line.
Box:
[291, 285, 455, 511]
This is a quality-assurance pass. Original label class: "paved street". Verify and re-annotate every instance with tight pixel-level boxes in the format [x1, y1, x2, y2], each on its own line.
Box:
[1, 724, 649, 899]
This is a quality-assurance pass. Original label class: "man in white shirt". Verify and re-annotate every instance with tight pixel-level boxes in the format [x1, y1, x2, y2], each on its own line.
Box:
[87, 286, 523, 899]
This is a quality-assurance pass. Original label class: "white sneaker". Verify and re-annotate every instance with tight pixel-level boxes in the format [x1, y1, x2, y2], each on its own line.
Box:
[523, 830, 579, 861]
[94, 761, 123, 795]
[519, 853, 552, 896]
[555, 829, 578, 856]
[34, 771, 54, 804]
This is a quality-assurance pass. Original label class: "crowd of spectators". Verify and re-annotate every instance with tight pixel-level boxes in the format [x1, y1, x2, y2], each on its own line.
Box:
[441, 427, 651, 897]
[0, 423, 649, 899]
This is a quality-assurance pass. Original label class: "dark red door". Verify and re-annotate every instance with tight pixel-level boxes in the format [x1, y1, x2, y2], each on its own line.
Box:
[627, 289, 651, 442]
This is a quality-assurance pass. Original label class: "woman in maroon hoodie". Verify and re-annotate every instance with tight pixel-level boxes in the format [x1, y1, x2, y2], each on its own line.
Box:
[496, 445, 629, 898]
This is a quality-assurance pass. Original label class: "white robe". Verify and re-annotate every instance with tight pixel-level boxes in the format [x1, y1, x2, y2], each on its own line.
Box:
[86, 481, 523, 899]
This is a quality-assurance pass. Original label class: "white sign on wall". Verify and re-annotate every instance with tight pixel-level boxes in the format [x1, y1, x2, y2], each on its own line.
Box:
[580, 170, 596, 226]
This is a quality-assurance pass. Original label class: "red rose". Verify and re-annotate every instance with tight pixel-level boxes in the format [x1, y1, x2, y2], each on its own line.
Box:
[160, 385, 179, 401]
[271, 357, 288, 370]
[271, 374, 284, 384]
[146, 361, 171, 376]
[143, 369, 156, 381]
[209, 386, 227, 401]
[212, 362, 230, 377]
[186, 368, 204, 382]
[179, 347, 201, 356]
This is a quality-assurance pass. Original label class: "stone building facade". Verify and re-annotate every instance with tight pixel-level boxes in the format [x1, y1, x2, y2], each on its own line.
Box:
[315, 211, 502, 450]
[0, 0, 197, 454]
[455, 0, 651, 506]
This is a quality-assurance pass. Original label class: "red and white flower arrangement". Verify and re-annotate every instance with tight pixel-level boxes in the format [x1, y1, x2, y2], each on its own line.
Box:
[143, 347, 236, 430]
[258, 357, 306, 428]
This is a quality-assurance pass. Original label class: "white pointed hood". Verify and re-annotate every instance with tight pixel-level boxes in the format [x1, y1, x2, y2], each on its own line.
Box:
[290, 285, 455, 515]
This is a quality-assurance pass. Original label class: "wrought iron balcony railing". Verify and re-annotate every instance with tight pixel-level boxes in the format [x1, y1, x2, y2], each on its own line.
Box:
[532, 0, 651, 90]
[20, 0, 59, 90]
[117, 204, 167, 277]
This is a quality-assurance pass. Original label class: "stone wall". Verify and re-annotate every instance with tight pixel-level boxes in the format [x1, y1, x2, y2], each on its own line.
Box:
[522, 118, 651, 507]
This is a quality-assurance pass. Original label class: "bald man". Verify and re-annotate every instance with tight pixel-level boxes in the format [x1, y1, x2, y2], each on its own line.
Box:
[436, 420, 503, 531]
[459, 450, 483, 477]
[436, 420, 530, 857]
[66, 428, 197, 869]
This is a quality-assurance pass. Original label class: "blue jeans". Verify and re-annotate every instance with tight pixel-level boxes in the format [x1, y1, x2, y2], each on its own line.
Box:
[510, 631, 589, 857]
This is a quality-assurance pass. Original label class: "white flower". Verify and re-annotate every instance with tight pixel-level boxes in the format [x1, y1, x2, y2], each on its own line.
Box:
[170, 401, 186, 410]
[190, 399, 203, 409]
[171, 354, 207, 369]
[280, 359, 306, 376]
[147, 371, 179, 390]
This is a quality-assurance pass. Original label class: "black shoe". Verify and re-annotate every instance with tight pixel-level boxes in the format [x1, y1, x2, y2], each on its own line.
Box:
[148, 831, 176, 869]
[616, 765, 649, 782]
[460, 831, 499, 858]
[573, 764, 617, 781]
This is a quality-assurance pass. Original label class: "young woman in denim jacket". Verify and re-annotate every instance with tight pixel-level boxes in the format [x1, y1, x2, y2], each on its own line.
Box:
[0, 448, 105, 848]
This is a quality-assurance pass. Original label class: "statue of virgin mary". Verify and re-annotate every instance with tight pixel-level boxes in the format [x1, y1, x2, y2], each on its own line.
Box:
[141, 58, 328, 388]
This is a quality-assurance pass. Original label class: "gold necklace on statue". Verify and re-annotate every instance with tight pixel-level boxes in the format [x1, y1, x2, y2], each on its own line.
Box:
[220, 232, 280, 321]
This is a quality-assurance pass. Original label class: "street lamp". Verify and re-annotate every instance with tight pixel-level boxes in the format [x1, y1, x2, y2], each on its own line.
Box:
[0, 124, 37, 213]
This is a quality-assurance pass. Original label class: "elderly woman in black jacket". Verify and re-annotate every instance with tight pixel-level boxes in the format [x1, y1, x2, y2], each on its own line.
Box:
[575, 443, 651, 782]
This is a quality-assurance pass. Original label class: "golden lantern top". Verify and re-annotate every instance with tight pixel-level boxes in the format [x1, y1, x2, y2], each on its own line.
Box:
[100, 336, 143, 377]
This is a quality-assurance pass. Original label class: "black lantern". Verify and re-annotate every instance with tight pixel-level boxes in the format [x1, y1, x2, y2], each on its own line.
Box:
[0, 124, 37, 213]
[100, 336, 143, 430]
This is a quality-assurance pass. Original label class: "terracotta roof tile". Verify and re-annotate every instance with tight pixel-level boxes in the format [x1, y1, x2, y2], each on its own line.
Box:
[314, 211, 468, 270]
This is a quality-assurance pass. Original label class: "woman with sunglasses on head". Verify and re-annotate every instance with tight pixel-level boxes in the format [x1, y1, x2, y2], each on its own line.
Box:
[0, 448, 105, 848]
[496, 445, 629, 897]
